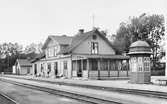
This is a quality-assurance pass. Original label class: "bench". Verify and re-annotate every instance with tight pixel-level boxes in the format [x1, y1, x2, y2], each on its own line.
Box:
[157, 79, 167, 86]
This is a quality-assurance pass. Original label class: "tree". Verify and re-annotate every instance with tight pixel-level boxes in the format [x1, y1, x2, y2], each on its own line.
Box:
[0, 42, 43, 73]
[23, 43, 43, 59]
[112, 22, 131, 54]
[0, 42, 23, 72]
[113, 13, 165, 67]
[24, 43, 43, 54]
[145, 15, 165, 68]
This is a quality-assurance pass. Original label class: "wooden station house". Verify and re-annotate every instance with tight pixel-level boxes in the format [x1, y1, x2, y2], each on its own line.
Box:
[31, 28, 129, 79]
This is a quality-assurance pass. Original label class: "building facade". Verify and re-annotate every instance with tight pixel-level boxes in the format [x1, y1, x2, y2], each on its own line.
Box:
[14, 59, 32, 75]
[31, 29, 129, 79]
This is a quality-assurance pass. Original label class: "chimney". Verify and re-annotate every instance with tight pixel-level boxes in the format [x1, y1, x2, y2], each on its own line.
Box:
[78, 29, 84, 34]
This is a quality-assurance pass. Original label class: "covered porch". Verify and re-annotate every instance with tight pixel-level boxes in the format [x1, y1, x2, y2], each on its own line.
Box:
[71, 54, 130, 79]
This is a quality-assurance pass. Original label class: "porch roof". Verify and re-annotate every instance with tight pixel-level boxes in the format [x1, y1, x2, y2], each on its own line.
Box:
[72, 54, 129, 60]
[87, 55, 129, 60]
[31, 53, 45, 63]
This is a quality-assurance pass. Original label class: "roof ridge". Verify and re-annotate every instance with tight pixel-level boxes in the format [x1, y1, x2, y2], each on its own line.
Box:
[49, 35, 72, 38]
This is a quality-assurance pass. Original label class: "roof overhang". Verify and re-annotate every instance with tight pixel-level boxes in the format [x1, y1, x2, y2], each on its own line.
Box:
[72, 54, 129, 60]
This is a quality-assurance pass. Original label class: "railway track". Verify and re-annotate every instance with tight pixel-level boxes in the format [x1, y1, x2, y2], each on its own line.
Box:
[4, 76, 167, 100]
[0, 91, 18, 104]
[0, 78, 126, 104]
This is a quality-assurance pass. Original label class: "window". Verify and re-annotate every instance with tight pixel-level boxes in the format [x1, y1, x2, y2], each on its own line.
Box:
[83, 60, 87, 70]
[117, 61, 122, 70]
[131, 57, 137, 72]
[48, 48, 51, 57]
[47, 63, 51, 74]
[46, 50, 49, 58]
[27, 67, 30, 74]
[54, 62, 58, 75]
[91, 59, 98, 70]
[48, 48, 50, 57]
[144, 57, 150, 72]
[34, 64, 37, 75]
[138, 57, 143, 72]
[41, 63, 44, 72]
[51, 48, 54, 56]
[102, 60, 108, 70]
[54, 46, 58, 56]
[110, 61, 115, 70]
[92, 35, 97, 40]
[63, 61, 68, 70]
[48, 48, 54, 57]
[72, 61, 76, 71]
[122, 60, 128, 71]
[91, 42, 98, 54]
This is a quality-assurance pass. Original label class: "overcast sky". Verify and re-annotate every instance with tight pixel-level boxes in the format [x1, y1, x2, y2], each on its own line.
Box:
[0, 0, 166, 46]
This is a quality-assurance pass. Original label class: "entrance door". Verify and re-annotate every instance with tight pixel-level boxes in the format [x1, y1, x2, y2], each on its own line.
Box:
[77, 60, 82, 77]
[54, 62, 58, 76]
[34, 64, 37, 75]
[27, 67, 30, 74]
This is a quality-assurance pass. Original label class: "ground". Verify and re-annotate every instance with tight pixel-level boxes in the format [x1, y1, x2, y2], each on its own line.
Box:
[1, 76, 167, 104]
[0, 81, 87, 104]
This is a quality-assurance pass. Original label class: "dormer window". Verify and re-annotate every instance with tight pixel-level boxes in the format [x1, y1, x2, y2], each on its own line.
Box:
[92, 35, 97, 40]
[91, 42, 98, 54]
[48, 48, 54, 57]
[54, 46, 58, 56]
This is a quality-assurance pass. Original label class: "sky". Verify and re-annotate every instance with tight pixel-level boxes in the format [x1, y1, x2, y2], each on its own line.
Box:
[0, 0, 166, 46]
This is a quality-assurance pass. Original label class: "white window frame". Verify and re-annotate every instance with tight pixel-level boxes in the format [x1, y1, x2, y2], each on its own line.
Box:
[91, 42, 98, 54]
[144, 57, 150, 72]
[138, 57, 143, 72]
[54, 46, 58, 56]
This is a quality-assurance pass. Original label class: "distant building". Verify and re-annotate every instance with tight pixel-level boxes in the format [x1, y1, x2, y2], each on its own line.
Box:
[31, 29, 129, 79]
[15, 59, 32, 75]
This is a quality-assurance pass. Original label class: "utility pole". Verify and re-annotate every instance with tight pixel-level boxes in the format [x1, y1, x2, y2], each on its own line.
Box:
[92, 14, 95, 28]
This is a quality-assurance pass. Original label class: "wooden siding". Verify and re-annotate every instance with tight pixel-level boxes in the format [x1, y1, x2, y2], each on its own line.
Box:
[73, 33, 115, 54]
[88, 70, 129, 79]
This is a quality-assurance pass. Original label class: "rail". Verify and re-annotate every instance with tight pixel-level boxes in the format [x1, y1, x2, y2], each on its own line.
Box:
[0, 91, 18, 104]
[0, 78, 127, 104]
[4, 75, 167, 100]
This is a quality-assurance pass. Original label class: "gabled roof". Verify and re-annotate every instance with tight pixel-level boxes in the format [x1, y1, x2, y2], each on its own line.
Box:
[42, 29, 115, 55]
[59, 29, 115, 54]
[31, 52, 45, 63]
[58, 31, 92, 54]
[42, 35, 72, 49]
[17, 59, 32, 67]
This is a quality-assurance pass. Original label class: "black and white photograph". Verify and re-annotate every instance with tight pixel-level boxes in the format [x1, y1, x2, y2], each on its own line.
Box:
[0, 0, 166, 104]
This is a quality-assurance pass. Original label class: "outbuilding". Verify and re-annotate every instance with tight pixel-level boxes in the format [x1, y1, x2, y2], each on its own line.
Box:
[15, 59, 32, 75]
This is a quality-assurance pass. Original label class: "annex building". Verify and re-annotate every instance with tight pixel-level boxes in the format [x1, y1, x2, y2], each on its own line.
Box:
[14, 59, 32, 75]
[31, 28, 129, 79]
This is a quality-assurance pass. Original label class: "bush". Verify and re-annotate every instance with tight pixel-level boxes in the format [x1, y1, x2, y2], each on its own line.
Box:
[151, 62, 165, 76]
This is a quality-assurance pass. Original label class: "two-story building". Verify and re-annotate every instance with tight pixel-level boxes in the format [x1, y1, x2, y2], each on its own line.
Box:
[31, 28, 129, 79]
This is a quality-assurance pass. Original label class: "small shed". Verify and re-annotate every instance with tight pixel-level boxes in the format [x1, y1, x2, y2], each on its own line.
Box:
[15, 59, 32, 75]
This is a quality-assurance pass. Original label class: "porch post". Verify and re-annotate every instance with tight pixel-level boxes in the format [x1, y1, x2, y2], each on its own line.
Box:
[98, 59, 101, 80]
[108, 59, 110, 77]
[87, 59, 89, 78]
[71, 60, 73, 78]
[81, 59, 83, 77]
[127, 60, 129, 77]
[76, 60, 78, 77]
[116, 60, 119, 77]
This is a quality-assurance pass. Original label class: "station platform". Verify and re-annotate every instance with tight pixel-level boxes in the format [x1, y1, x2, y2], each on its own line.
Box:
[2, 75, 167, 93]
[1, 75, 167, 104]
